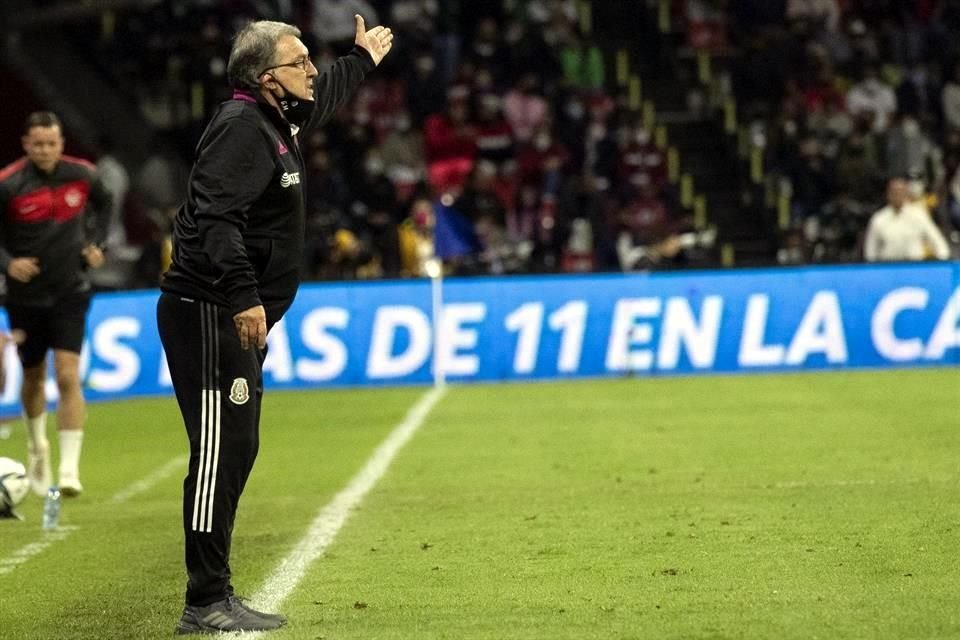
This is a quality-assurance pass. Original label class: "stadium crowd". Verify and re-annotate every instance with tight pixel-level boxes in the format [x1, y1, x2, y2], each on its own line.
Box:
[57, 0, 708, 285]
[37, 0, 960, 287]
[707, 0, 960, 262]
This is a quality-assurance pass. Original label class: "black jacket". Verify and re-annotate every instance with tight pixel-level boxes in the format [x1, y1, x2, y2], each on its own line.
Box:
[162, 47, 374, 325]
[0, 155, 111, 305]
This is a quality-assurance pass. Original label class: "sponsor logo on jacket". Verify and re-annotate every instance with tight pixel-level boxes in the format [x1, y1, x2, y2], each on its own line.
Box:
[280, 172, 300, 188]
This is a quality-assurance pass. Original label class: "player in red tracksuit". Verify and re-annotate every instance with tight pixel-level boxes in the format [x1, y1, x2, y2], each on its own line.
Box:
[0, 111, 111, 499]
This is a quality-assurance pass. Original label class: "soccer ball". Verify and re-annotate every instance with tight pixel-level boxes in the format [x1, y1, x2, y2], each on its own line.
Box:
[0, 457, 29, 518]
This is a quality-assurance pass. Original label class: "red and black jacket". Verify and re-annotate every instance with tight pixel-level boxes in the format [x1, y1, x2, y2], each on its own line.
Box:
[0, 156, 111, 306]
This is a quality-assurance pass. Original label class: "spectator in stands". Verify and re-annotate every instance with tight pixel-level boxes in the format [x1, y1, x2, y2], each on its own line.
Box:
[327, 106, 379, 195]
[379, 110, 426, 183]
[62, 0, 765, 276]
[885, 114, 937, 182]
[311, 0, 379, 53]
[558, 24, 605, 90]
[583, 95, 619, 191]
[509, 183, 547, 262]
[896, 60, 941, 130]
[845, 16, 880, 65]
[846, 64, 898, 132]
[465, 17, 511, 85]
[617, 126, 667, 191]
[398, 197, 436, 276]
[516, 123, 570, 193]
[456, 160, 507, 232]
[303, 146, 351, 278]
[389, 0, 438, 52]
[94, 136, 131, 248]
[503, 16, 563, 82]
[941, 61, 960, 131]
[134, 138, 188, 212]
[787, 0, 840, 31]
[789, 137, 835, 222]
[352, 150, 403, 277]
[558, 175, 617, 271]
[864, 177, 950, 261]
[615, 180, 681, 270]
[834, 116, 883, 202]
[474, 93, 515, 169]
[684, 0, 730, 51]
[424, 87, 478, 194]
[503, 72, 550, 144]
[523, 0, 579, 25]
[449, 159, 521, 272]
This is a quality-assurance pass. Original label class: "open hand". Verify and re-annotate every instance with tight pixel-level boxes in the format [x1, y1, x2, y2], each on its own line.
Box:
[354, 14, 393, 66]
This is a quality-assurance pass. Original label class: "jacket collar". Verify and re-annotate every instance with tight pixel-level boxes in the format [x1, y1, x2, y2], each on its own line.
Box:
[233, 89, 297, 137]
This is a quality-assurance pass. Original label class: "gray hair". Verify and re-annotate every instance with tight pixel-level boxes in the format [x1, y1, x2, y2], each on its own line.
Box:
[227, 20, 301, 90]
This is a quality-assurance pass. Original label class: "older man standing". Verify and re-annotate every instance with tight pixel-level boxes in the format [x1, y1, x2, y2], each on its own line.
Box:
[158, 16, 392, 635]
[864, 177, 950, 262]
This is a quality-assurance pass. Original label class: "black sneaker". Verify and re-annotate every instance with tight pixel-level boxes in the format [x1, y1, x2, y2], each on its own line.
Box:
[234, 596, 287, 624]
[175, 595, 286, 635]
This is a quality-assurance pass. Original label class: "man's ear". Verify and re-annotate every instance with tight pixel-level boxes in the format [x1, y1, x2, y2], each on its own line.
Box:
[261, 73, 278, 90]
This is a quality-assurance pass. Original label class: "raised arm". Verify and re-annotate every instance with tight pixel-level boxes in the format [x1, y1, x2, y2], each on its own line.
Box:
[310, 15, 393, 127]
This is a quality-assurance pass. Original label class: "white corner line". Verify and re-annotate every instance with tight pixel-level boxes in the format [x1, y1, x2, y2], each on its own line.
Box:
[247, 385, 448, 625]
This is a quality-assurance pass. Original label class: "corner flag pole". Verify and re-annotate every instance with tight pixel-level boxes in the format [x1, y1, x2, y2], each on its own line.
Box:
[427, 257, 446, 388]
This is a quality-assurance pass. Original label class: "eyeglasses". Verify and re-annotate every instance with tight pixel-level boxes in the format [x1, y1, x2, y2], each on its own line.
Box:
[260, 56, 313, 76]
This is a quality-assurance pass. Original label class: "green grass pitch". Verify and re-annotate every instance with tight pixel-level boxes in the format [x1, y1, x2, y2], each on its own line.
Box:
[0, 368, 958, 639]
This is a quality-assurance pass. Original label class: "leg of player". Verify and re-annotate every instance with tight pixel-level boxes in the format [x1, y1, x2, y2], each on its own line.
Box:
[21, 360, 52, 497]
[158, 294, 285, 634]
[53, 350, 85, 497]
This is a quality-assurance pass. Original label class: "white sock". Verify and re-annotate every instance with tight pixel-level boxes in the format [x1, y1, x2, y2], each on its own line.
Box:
[24, 412, 48, 452]
[59, 430, 84, 480]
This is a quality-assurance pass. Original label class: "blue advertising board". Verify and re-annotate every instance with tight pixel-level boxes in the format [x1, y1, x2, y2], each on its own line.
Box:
[0, 262, 957, 410]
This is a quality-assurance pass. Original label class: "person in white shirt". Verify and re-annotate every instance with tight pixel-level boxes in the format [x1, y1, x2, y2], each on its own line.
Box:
[312, 0, 378, 51]
[864, 177, 950, 262]
[847, 65, 897, 132]
[787, 0, 840, 31]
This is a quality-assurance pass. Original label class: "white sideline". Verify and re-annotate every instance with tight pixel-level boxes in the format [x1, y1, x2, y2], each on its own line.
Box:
[111, 455, 188, 504]
[247, 385, 448, 624]
[0, 454, 187, 575]
[0, 525, 79, 576]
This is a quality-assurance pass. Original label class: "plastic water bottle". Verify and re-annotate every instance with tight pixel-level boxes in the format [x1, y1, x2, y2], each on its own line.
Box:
[42, 486, 61, 530]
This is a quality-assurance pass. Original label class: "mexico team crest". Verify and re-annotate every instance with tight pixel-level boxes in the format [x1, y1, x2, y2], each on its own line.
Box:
[229, 378, 249, 405]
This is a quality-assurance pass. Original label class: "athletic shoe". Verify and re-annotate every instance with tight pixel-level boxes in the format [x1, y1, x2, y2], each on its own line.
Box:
[234, 596, 287, 624]
[27, 442, 52, 497]
[59, 476, 83, 498]
[174, 595, 286, 635]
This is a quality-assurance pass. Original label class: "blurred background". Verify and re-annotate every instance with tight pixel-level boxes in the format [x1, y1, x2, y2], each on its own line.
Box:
[1, 0, 959, 292]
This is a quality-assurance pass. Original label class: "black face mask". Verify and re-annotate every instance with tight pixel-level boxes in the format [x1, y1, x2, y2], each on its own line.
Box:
[271, 79, 314, 127]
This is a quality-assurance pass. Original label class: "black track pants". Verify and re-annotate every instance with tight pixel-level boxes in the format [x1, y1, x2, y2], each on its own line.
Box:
[157, 293, 265, 606]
